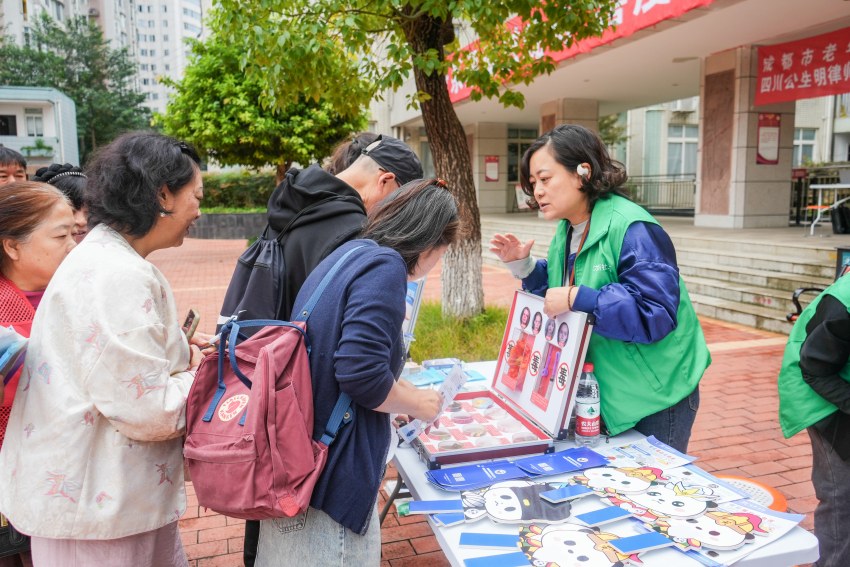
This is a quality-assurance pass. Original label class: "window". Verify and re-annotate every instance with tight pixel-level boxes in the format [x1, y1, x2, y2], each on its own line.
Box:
[151, 64, 157, 72]
[162, 5, 167, 12]
[25, 108, 43, 137]
[507, 127, 539, 183]
[163, 34, 168, 41]
[140, 63, 149, 70]
[0, 115, 18, 136]
[142, 78, 150, 85]
[162, 19, 167, 27]
[183, 22, 201, 34]
[164, 64, 170, 71]
[140, 48, 148, 56]
[666, 124, 698, 176]
[793, 128, 817, 166]
[163, 49, 169, 56]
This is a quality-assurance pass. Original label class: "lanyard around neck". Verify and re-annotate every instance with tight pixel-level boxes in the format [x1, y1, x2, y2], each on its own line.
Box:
[564, 218, 591, 287]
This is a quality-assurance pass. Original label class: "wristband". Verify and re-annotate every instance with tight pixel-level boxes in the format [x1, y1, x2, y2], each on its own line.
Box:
[567, 286, 574, 311]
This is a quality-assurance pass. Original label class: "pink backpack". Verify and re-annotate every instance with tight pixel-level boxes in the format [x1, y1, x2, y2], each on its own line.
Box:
[183, 248, 359, 520]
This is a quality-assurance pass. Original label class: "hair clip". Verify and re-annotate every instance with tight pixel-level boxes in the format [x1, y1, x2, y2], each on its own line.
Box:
[434, 178, 448, 189]
[49, 171, 87, 182]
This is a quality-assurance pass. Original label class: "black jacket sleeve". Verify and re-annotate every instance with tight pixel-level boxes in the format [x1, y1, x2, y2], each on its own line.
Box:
[800, 294, 850, 413]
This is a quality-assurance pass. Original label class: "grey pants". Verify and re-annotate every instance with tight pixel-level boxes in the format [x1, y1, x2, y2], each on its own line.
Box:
[256, 506, 380, 567]
[809, 424, 850, 567]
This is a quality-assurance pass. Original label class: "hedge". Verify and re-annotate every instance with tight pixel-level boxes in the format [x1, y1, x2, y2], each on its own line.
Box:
[201, 171, 277, 209]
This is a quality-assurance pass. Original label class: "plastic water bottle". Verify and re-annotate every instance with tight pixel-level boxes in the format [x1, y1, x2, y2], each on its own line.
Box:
[574, 362, 601, 448]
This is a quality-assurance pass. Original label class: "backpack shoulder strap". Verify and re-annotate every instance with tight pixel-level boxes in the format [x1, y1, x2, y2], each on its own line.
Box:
[293, 245, 366, 323]
[294, 244, 368, 446]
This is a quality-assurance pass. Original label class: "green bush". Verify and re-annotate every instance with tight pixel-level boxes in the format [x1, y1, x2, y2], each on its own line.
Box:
[409, 303, 509, 363]
[201, 171, 277, 209]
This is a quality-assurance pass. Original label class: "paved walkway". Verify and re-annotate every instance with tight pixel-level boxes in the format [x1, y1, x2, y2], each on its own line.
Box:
[149, 237, 816, 567]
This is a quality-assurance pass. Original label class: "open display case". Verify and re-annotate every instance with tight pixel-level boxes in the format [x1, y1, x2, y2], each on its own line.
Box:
[407, 291, 593, 469]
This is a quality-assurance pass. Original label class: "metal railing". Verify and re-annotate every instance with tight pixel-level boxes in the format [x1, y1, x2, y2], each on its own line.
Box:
[622, 174, 696, 215]
[789, 165, 850, 226]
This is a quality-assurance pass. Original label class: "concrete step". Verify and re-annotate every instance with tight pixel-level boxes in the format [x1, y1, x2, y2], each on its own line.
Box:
[676, 246, 834, 279]
[684, 276, 799, 312]
[680, 261, 833, 293]
[689, 293, 793, 335]
[670, 234, 839, 265]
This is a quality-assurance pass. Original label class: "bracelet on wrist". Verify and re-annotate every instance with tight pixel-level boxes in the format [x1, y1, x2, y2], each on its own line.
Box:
[567, 286, 574, 311]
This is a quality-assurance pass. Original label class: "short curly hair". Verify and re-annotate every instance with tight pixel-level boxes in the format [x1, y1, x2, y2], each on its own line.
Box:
[85, 132, 200, 237]
[32, 163, 86, 210]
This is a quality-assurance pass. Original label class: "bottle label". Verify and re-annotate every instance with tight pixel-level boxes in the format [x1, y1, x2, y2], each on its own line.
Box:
[575, 402, 600, 437]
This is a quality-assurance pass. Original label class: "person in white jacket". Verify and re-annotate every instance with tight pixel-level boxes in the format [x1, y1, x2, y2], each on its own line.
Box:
[0, 132, 205, 566]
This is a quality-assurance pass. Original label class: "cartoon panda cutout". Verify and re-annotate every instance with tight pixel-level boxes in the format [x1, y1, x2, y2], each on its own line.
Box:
[571, 466, 667, 495]
[607, 481, 718, 522]
[461, 480, 573, 524]
[653, 510, 769, 551]
[519, 523, 639, 567]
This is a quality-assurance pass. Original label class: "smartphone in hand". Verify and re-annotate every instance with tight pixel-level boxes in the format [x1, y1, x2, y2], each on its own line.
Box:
[182, 308, 200, 341]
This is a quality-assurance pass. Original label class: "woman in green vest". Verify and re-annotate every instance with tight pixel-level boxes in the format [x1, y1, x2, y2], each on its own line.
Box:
[778, 275, 850, 567]
[490, 124, 710, 452]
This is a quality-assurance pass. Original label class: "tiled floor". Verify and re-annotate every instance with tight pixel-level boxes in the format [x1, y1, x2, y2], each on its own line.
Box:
[149, 237, 815, 567]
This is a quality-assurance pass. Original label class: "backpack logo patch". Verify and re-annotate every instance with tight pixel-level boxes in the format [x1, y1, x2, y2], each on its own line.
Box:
[218, 394, 249, 422]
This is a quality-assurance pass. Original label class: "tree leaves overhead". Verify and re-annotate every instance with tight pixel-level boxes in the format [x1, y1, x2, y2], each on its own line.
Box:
[155, 36, 366, 178]
[0, 14, 150, 164]
[212, 0, 618, 113]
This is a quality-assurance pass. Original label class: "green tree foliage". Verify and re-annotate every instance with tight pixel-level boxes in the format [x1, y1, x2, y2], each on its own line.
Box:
[599, 113, 628, 149]
[213, 0, 618, 319]
[156, 37, 367, 181]
[0, 14, 150, 163]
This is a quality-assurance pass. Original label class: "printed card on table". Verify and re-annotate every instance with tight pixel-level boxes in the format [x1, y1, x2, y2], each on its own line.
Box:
[492, 291, 592, 439]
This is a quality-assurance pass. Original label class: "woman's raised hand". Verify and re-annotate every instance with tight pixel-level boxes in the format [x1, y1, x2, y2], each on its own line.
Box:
[489, 233, 534, 263]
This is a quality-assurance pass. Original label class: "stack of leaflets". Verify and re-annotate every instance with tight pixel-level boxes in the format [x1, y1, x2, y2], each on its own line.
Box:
[0, 326, 27, 385]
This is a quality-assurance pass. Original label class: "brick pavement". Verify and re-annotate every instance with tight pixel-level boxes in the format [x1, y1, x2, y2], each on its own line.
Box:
[149, 237, 816, 567]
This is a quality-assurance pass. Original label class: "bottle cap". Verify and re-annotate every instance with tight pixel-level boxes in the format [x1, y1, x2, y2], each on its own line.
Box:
[582, 362, 594, 372]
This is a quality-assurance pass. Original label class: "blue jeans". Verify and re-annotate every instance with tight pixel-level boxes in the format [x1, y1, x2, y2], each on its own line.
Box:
[256, 506, 379, 567]
[809, 421, 850, 567]
[632, 385, 700, 453]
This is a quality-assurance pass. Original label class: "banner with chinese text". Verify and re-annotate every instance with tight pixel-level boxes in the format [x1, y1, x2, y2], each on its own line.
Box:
[755, 26, 850, 106]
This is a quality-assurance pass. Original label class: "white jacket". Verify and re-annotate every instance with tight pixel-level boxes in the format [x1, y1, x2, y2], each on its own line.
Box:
[0, 224, 194, 539]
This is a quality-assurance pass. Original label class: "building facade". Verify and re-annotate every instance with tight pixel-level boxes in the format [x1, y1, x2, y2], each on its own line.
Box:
[0, 86, 79, 172]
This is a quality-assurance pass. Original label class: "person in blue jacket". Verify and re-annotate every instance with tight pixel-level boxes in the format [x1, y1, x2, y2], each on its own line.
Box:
[490, 124, 709, 452]
[256, 179, 459, 565]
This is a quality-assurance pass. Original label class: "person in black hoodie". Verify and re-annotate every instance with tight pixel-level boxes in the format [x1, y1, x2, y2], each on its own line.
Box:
[265, 134, 423, 321]
[243, 134, 422, 566]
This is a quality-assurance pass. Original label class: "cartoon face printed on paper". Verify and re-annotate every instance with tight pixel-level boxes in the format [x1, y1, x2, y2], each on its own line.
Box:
[461, 481, 572, 524]
[653, 510, 768, 551]
[572, 466, 667, 495]
[619, 481, 717, 520]
[520, 524, 633, 567]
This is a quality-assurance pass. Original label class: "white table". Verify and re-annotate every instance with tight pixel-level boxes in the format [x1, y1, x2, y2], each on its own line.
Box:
[393, 423, 819, 566]
[807, 183, 850, 236]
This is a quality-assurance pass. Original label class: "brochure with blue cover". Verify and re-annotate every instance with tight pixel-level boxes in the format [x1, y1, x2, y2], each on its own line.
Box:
[512, 446, 608, 476]
[425, 461, 530, 491]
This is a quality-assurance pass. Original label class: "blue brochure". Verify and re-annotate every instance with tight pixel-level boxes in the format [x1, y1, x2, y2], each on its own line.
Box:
[426, 461, 530, 491]
[611, 532, 675, 554]
[574, 506, 633, 526]
[459, 532, 521, 549]
[407, 500, 464, 514]
[464, 551, 529, 567]
[432, 512, 466, 527]
[540, 484, 594, 503]
[513, 447, 608, 476]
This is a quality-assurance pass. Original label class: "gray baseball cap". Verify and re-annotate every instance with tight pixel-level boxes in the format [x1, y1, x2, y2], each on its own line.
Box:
[361, 135, 424, 186]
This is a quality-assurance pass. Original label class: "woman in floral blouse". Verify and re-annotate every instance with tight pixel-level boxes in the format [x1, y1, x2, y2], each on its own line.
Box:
[0, 132, 205, 566]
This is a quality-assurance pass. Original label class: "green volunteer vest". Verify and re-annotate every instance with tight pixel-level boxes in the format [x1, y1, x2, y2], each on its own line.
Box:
[547, 195, 711, 435]
[777, 275, 850, 438]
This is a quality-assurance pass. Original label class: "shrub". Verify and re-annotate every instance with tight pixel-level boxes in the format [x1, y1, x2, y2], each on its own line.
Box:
[201, 171, 277, 209]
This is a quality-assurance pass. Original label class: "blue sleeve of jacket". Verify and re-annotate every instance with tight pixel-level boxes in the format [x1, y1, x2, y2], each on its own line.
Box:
[333, 255, 406, 409]
[522, 259, 550, 298]
[572, 222, 680, 344]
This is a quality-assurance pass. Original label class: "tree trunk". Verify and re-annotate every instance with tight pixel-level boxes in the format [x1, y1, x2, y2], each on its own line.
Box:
[275, 161, 291, 185]
[403, 16, 484, 320]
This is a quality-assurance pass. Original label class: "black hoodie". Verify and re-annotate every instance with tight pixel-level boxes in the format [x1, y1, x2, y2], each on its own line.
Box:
[266, 164, 367, 319]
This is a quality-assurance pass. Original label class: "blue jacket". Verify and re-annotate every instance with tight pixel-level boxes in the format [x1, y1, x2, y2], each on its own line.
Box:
[291, 239, 406, 534]
[522, 221, 680, 343]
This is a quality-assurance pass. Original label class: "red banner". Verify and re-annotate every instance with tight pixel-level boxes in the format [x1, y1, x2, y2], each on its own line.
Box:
[755, 26, 850, 106]
[447, 0, 714, 104]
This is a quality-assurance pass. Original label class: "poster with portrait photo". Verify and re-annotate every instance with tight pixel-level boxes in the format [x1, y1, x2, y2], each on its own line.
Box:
[493, 290, 592, 439]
